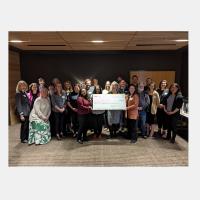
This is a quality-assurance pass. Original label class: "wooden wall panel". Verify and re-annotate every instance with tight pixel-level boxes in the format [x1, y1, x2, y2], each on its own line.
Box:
[130, 70, 175, 89]
[9, 51, 21, 125]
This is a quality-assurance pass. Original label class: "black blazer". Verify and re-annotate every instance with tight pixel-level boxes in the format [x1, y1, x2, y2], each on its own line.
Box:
[15, 92, 31, 117]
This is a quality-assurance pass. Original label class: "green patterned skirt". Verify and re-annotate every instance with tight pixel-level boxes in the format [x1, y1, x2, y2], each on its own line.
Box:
[29, 120, 51, 145]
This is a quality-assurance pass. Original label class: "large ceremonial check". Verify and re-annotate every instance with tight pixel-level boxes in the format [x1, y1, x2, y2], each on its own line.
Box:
[92, 94, 126, 110]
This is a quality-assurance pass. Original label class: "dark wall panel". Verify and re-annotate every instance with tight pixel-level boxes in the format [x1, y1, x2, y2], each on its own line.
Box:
[21, 50, 183, 88]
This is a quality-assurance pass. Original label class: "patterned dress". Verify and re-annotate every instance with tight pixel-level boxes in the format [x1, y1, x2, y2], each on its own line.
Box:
[29, 97, 51, 144]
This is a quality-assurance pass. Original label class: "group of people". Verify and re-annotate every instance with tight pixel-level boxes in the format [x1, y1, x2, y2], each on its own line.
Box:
[15, 75, 183, 145]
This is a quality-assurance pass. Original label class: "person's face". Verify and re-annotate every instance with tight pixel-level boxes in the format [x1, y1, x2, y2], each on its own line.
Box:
[161, 81, 167, 89]
[138, 83, 144, 92]
[146, 78, 152, 85]
[120, 80, 126, 88]
[64, 82, 71, 89]
[95, 87, 101, 94]
[129, 85, 135, 94]
[20, 83, 27, 92]
[86, 81, 91, 90]
[74, 85, 80, 93]
[105, 85, 110, 91]
[86, 80, 91, 86]
[112, 84, 118, 91]
[56, 84, 62, 92]
[93, 79, 98, 86]
[81, 89, 87, 96]
[149, 83, 155, 91]
[39, 79, 45, 85]
[32, 84, 37, 91]
[132, 77, 138, 85]
[40, 89, 48, 98]
[170, 85, 178, 94]
[81, 83, 86, 89]
[105, 81, 110, 90]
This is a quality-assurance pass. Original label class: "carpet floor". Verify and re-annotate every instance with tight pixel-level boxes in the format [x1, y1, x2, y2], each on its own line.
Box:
[9, 124, 188, 166]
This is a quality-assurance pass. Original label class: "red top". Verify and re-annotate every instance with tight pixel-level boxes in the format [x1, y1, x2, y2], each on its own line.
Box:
[77, 96, 91, 115]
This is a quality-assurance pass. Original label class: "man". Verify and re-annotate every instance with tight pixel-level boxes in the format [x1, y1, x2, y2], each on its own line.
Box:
[85, 78, 94, 100]
[131, 75, 139, 88]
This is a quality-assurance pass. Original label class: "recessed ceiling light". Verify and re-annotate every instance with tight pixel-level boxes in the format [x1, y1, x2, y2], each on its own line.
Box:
[174, 39, 188, 42]
[91, 40, 104, 43]
[9, 40, 25, 43]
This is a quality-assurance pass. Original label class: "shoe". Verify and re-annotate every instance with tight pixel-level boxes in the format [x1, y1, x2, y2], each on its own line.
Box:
[142, 135, 147, 139]
[77, 140, 83, 144]
[73, 133, 77, 138]
[130, 140, 137, 143]
[21, 139, 28, 143]
[170, 138, 175, 144]
[56, 134, 61, 140]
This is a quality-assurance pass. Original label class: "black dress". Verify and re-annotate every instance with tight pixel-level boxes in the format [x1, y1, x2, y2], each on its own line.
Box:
[146, 95, 156, 125]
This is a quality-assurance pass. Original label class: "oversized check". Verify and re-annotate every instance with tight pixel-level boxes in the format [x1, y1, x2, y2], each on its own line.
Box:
[92, 94, 126, 110]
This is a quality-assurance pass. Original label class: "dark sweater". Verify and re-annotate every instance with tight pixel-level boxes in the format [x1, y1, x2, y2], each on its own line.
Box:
[77, 96, 91, 115]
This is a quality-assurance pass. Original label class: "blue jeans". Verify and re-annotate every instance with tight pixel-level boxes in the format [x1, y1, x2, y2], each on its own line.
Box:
[138, 111, 147, 136]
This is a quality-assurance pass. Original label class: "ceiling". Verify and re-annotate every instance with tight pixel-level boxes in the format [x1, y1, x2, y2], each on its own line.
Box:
[9, 31, 188, 51]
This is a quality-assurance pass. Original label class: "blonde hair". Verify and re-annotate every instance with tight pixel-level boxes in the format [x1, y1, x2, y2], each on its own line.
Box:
[110, 81, 119, 93]
[16, 80, 28, 93]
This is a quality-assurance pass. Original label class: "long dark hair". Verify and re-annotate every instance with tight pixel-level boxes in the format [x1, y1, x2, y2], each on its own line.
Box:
[169, 83, 181, 96]
[79, 88, 87, 99]
[93, 85, 102, 94]
[128, 84, 138, 97]
[159, 80, 168, 90]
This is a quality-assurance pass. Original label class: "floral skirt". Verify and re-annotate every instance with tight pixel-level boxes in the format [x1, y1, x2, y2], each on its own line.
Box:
[28, 120, 51, 145]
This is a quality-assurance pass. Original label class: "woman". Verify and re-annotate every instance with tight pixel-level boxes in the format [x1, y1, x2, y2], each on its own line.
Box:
[15, 80, 31, 143]
[27, 83, 39, 110]
[51, 83, 68, 140]
[92, 85, 105, 139]
[102, 81, 111, 131]
[76, 88, 92, 144]
[156, 80, 169, 137]
[67, 83, 80, 137]
[126, 84, 139, 143]
[102, 81, 111, 94]
[163, 83, 183, 143]
[38, 77, 46, 91]
[28, 87, 51, 145]
[107, 81, 121, 138]
[63, 80, 73, 134]
[146, 82, 160, 137]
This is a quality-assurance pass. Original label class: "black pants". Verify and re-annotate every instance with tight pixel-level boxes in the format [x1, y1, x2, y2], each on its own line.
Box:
[103, 111, 109, 128]
[166, 114, 179, 140]
[93, 113, 103, 136]
[77, 114, 89, 141]
[71, 111, 79, 133]
[49, 112, 56, 137]
[54, 112, 65, 135]
[157, 108, 168, 130]
[63, 109, 72, 134]
[109, 123, 119, 137]
[20, 116, 29, 142]
[127, 118, 137, 141]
